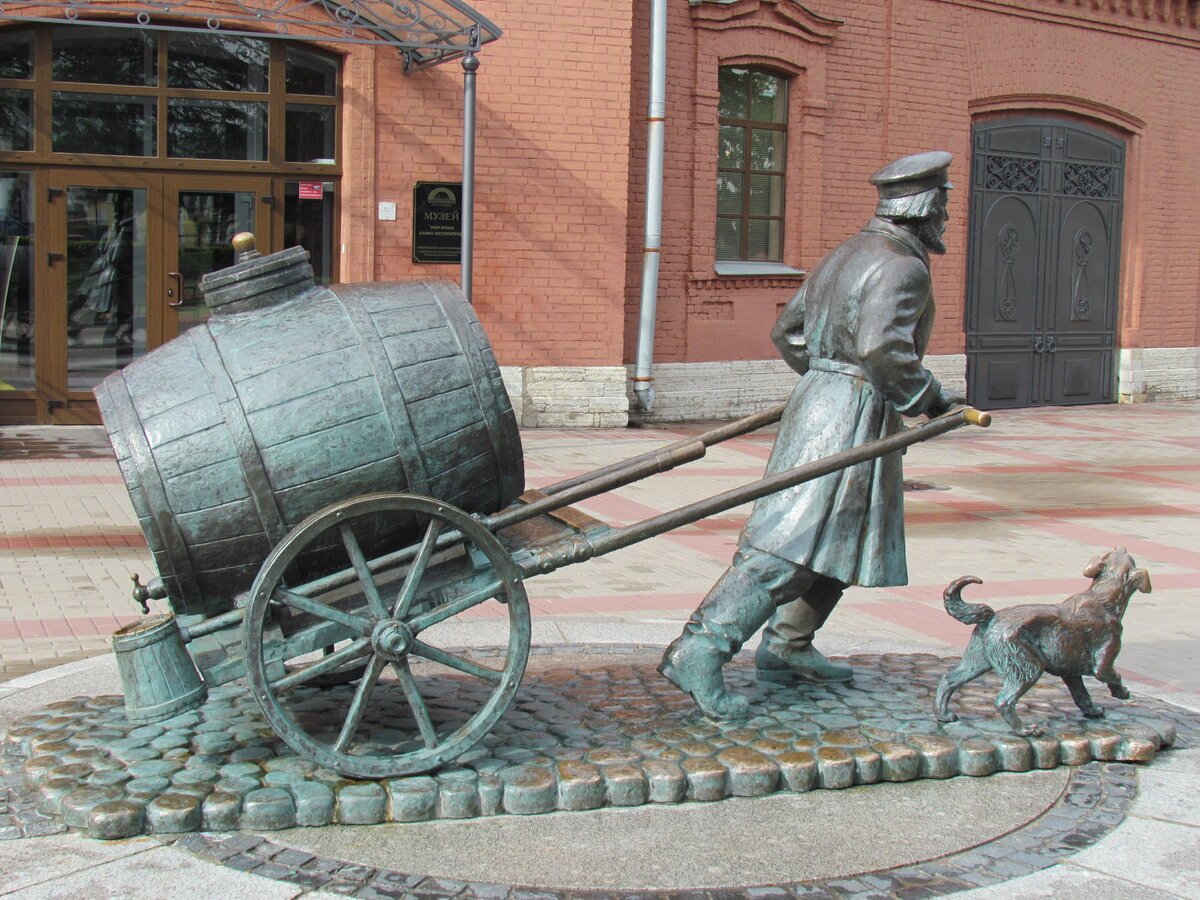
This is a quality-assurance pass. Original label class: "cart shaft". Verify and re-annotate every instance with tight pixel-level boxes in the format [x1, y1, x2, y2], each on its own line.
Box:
[517, 408, 989, 577]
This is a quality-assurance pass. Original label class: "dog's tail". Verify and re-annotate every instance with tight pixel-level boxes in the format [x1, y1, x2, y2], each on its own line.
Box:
[943, 576, 994, 625]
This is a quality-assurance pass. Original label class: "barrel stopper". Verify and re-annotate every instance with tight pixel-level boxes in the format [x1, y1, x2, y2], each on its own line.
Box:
[232, 231, 260, 263]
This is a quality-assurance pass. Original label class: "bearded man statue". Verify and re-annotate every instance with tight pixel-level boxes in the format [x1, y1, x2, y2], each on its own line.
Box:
[660, 151, 964, 718]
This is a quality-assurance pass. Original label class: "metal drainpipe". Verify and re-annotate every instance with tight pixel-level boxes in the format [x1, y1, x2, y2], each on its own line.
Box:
[461, 53, 479, 302]
[632, 0, 667, 412]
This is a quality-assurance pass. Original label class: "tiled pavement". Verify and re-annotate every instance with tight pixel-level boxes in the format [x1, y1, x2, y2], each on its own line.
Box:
[2, 402, 1197, 705]
[0, 401, 1198, 896]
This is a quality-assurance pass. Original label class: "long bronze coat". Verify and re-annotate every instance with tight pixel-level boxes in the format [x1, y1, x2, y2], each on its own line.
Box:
[739, 217, 945, 587]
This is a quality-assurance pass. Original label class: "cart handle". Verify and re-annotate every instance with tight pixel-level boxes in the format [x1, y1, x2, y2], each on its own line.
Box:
[539, 406, 991, 572]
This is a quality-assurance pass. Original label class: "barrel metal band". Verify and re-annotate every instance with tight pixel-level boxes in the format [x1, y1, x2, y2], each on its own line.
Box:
[432, 281, 523, 503]
[97, 376, 204, 604]
[189, 328, 290, 547]
[336, 288, 432, 498]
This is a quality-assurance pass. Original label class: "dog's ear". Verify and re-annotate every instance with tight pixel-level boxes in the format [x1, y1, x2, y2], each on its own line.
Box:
[1133, 569, 1152, 594]
[1083, 556, 1104, 578]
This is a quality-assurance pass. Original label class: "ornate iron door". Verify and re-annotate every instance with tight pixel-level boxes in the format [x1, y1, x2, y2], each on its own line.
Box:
[966, 119, 1124, 408]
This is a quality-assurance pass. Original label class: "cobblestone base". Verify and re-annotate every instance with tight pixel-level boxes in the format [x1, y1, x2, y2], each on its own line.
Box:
[1, 649, 1193, 843]
[167, 761, 1139, 898]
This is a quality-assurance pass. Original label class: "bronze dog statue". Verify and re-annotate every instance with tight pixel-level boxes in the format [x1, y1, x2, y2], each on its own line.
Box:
[935, 548, 1151, 736]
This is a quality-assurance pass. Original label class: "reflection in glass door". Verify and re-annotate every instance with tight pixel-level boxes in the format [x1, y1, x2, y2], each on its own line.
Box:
[168, 178, 268, 335]
[65, 186, 149, 390]
[0, 171, 34, 396]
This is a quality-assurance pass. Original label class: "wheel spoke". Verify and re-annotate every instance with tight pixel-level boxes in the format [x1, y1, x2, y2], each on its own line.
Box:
[333, 654, 387, 752]
[273, 638, 372, 693]
[411, 640, 502, 683]
[340, 522, 388, 620]
[273, 588, 372, 636]
[407, 579, 503, 634]
[392, 519, 445, 619]
[392, 659, 438, 749]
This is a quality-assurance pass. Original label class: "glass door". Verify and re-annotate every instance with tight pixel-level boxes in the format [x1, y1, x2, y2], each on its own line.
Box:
[42, 170, 163, 423]
[164, 174, 273, 338]
[0, 170, 36, 422]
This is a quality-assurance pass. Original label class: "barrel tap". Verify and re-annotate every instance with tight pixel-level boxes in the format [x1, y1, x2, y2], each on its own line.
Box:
[130, 573, 168, 615]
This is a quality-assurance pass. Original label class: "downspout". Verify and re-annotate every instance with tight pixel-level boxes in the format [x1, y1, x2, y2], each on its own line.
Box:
[632, 0, 667, 412]
[461, 52, 479, 302]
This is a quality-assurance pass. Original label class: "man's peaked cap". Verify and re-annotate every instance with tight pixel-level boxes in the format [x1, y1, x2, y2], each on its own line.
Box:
[870, 151, 953, 220]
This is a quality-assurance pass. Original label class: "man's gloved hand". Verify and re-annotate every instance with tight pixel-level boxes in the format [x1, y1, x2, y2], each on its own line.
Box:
[927, 388, 966, 417]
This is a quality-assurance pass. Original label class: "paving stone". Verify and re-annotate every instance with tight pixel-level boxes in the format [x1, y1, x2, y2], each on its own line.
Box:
[958, 739, 999, 777]
[1086, 728, 1122, 761]
[241, 787, 298, 830]
[681, 756, 726, 801]
[385, 777, 436, 823]
[776, 751, 818, 792]
[477, 774, 504, 816]
[717, 747, 780, 797]
[37, 777, 81, 815]
[501, 765, 556, 815]
[289, 781, 335, 827]
[555, 760, 604, 811]
[643, 759, 686, 803]
[907, 734, 959, 779]
[128, 759, 184, 779]
[146, 792, 203, 833]
[336, 782, 387, 825]
[60, 785, 122, 828]
[1058, 733, 1093, 766]
[435, 778, 480, 819]
[602, 764, 648, 806]
[874, 742, 920, 782]
[814, 747, 854, 790]
[201, 790, 242, 831]
[851, 748, 882, 784]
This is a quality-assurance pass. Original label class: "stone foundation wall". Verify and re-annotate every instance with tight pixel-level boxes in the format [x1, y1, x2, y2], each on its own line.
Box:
[624, 355, 968, 424]
[500, 366, 629, 428]
[1118, 347, 1200, 402]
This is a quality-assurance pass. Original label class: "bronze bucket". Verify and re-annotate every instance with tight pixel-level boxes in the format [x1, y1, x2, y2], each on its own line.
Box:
[112, 615, 207, 724]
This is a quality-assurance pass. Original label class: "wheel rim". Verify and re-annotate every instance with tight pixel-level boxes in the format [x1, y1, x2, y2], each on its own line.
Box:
[243, 493, 530, 778]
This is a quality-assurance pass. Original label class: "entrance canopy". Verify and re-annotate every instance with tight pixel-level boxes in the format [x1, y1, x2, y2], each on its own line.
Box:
[0, 0, 501, 70]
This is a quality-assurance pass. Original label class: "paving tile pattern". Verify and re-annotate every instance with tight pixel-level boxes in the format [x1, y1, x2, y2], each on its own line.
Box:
[1, 648, 1193, 842]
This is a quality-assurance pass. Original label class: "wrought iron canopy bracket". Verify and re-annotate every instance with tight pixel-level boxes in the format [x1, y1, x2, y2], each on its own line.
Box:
[0, 0, 502, 72]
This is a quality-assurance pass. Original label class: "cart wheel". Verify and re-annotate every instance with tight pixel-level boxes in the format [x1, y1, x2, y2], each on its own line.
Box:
[243, 493, 530, 778]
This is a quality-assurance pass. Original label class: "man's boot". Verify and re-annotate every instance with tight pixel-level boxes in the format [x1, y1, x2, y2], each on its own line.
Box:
[659, 561, 777, 720]
[755, 575, 853, 684]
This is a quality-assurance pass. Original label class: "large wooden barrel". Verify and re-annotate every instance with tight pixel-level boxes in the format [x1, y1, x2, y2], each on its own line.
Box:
[96, 244, 523, 618]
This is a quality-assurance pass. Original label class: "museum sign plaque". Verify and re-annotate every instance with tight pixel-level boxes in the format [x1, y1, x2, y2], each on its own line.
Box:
[413, 182, 463, 263]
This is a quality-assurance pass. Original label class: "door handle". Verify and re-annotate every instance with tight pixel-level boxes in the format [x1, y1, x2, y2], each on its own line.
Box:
[167, 271, 184, 307]
[1033, 336, 1045, 354]
[1046, 335, 1058, 353]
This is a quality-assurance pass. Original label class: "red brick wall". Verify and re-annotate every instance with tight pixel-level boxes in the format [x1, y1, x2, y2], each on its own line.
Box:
[625, 0, 1200, 363]
[342, 2, 635, 368]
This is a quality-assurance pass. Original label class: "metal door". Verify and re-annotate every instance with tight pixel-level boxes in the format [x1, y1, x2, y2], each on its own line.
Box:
[966, 118, 1124, 409]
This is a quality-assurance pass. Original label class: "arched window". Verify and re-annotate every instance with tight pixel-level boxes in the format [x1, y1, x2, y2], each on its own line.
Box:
[716, 66, 787, 261]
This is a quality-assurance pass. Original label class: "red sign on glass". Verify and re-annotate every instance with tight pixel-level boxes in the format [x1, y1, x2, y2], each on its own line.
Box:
[298, 181, 324, 200]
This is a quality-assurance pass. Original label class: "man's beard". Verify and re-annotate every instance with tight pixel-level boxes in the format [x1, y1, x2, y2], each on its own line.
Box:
[917, 219, 947, 255]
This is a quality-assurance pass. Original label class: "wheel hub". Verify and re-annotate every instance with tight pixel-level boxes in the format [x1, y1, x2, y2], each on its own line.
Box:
[372, 619, 414, 660]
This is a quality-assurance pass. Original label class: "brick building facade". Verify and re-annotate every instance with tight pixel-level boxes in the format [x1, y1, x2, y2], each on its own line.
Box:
[1, 0, 1197, 425]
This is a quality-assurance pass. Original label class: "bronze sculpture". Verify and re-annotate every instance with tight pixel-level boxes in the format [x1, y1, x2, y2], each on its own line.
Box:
[935, 547, 1151, 735]
[660, 151, 964, 719]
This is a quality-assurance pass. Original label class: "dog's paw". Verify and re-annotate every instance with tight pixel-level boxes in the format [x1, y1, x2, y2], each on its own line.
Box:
[935, 711, 959, 724]
[1083, 707, 1105, 719]
[1110, 684, 1130, 700]
[1016, 724, 1045, 737]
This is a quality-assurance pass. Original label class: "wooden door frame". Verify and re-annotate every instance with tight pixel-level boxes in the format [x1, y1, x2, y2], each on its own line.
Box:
[161, 172, 276, 344]
[42, 169, 166, 424]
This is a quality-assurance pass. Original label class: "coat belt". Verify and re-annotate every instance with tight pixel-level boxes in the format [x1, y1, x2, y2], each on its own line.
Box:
[808, 358, 867, 379]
